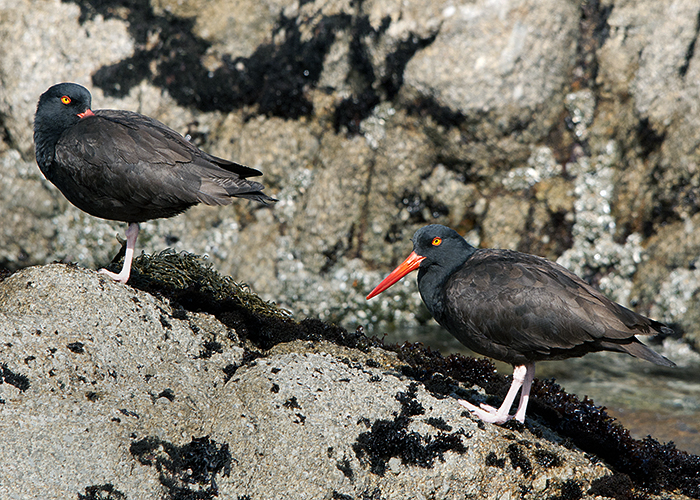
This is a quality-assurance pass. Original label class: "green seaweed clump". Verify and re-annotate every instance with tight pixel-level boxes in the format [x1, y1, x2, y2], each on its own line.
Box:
[119, 249, 372, 352]
[126, 249, 289, 320]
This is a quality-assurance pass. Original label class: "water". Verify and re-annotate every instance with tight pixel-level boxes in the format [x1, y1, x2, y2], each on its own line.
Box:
[380, 323, 700, 455]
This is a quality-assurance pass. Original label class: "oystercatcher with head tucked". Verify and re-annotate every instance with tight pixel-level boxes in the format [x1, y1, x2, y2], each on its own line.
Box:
[34, 82, 275, 283]
[367, 224, 674, 424]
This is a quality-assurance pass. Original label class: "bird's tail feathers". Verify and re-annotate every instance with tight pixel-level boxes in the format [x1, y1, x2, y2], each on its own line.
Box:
[658, 324, 675, 336]
[601, 339, 675, 367]
[235, 192, 277, 204]
[198, 177, 277, 206]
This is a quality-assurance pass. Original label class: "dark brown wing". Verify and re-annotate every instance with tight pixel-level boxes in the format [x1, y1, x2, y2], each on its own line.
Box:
[439, 249, 672, 365]
[52, 110, 273, 222]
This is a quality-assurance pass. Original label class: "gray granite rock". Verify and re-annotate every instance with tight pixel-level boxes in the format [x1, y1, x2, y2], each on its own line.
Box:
[3, 263, 687, 500]
[403, 0, 578, 133]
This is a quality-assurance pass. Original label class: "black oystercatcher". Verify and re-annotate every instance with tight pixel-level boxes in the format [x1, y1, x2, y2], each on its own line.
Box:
[367, 224, 674, 424]
[34, 82, 275, 283]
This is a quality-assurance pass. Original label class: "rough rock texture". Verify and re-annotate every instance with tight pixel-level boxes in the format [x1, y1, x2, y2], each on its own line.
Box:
[2, 0, 700, 347]
[1, 263, 696, 500]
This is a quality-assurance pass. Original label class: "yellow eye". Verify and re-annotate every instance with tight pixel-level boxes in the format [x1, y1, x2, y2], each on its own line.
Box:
[432, 237, 442, 246]
[60, 96, 71, 105]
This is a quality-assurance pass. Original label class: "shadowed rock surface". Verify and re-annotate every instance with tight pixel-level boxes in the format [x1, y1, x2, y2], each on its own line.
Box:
[0, 256, 699, 499]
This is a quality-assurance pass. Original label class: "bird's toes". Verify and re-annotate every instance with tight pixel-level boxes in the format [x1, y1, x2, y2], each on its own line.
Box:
[98, 268, 130, 284]
[458, 399, 513, 425]
[457, 399, 496, 413]
[479, 403, 499, 412]
[479, 412, 513, 424]
[457, 398, 480, 411]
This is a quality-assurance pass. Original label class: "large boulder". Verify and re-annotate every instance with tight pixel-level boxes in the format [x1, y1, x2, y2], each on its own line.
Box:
[1, 261, 697, 499]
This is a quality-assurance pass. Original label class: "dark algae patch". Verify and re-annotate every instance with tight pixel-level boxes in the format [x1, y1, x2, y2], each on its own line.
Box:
[123, 250, 288, 322]
[130, 435, 231, 499]
[507, 443, 533, 477]
[332, 492, 354, 500]
[223, 350, 263, 383]
[335, 457, 354, 480]
[157, 388, 176, 402]
[67, 341, 85, 354]
[395, 382, 425, 417]
[588, 473, 636, 499]
[283, 396, 301, 410]
[534, 448, 562, 468]
[65, 0, 439, 127]
[485, 451, 506, 468]
[66, 0, 334, 119]
[425, 416, 452, 432]
[78, 483, 127, 500]
[1, 363, 30, 392]
[548, 480, 583, 500]
[352, 382, 467, 475]
[197, 340, 223, 359]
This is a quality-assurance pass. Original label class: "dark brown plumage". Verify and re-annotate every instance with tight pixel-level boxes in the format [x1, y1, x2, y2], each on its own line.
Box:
[367, 224, 674, 424]
[34, 82, 275, 283]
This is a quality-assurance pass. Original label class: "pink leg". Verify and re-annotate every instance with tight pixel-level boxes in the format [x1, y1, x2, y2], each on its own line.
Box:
[98, 222, 139, 284]
[512, 363, 535, 423]
[458, 363, 535, 425]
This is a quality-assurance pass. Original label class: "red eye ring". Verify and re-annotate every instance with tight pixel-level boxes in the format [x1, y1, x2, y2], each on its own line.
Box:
[432, 237, 442, 246]
[61, 96, 71, 105]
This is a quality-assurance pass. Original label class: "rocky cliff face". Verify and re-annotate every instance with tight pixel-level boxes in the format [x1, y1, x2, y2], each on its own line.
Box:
[2, 0, 700, 344]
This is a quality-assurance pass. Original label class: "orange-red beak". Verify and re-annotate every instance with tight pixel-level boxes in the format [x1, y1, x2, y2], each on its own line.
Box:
[78, 108, 95, 118]
[366, 251, 425, 299]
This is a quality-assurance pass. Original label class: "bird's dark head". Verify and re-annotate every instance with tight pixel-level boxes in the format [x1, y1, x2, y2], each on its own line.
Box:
[410, 224, 475, 267]
[34, 83, 94, 170]
[366, 224, 475, 299]
[36, 82, 93, 126]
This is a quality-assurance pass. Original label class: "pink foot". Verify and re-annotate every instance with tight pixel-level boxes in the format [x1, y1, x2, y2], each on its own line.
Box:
[458, 399, 514, 424]
[98, 267, 131, 284]
[457, 363, 536, 425]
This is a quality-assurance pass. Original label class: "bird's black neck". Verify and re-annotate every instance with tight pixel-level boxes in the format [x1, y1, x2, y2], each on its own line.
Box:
[33, 116, 62, 175]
